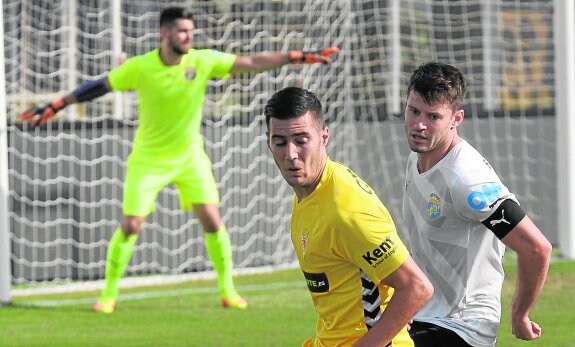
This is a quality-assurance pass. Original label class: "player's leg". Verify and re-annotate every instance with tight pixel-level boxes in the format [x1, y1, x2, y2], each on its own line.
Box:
[93, 216, 143, 313]
[93, 158, 167, 313]
[174, 150, 246, 309]
[193, 204, 246, 308]
[409, 321, 473, 347]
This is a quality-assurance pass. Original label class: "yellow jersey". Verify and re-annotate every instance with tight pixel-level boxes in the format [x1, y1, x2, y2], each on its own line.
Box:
[292, 159, 412, 347]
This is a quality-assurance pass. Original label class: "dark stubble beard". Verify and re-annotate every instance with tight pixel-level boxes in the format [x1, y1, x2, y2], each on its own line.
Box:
[169, 39, 187, 55]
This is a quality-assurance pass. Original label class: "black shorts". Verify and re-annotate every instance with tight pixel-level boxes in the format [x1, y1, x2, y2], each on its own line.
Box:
[409, 321, 473, 347]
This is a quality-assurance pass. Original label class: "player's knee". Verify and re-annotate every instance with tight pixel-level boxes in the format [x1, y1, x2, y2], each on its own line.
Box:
[202, 220, 222, 233]
[121, 218, 144, 235]
[194, 205, 222, 232]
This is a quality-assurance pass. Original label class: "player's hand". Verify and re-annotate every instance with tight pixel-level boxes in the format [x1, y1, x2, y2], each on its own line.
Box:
[18, 98, 67, 127]
[511, 316, 542, 340]
[289, 47, 340, 64]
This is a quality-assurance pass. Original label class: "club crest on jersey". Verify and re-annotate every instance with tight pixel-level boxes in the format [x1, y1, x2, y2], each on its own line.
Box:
[184, 67, 196, 81]
[427, 192, 441, 219]
[301, 231, 309, 257]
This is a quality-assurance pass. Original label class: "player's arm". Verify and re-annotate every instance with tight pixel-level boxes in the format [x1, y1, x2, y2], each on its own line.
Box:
[354, 257, 434, 347]
[19, 77, 112, 127]
[482, 200, 552, 341]
[229, 47, 339, 74]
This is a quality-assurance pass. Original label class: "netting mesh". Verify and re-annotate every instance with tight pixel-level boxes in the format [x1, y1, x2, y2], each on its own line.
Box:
[3, 0, 557, 285]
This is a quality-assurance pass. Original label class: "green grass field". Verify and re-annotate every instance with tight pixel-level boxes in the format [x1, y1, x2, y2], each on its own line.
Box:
[1, 257, 574, 347]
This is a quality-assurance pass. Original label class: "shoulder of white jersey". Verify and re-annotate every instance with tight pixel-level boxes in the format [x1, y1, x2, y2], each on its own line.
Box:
[445, 141, 498, 185]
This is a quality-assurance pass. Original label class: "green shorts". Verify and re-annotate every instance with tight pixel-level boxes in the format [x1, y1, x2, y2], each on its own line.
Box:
[123, 150, 219, 216]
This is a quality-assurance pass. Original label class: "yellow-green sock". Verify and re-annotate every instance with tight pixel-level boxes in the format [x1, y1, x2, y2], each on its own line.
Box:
[204, 226, 237, 298]
[100, 228, 138, 301]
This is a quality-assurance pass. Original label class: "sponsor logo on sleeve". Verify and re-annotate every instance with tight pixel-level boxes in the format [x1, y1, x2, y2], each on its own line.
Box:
[467, 183, 503, 211]
[490, 209, 510, 226]
[361, 236, 397, 269]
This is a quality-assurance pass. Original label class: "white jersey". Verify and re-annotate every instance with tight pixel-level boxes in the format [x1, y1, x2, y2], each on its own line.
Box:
[402, 140, 518, 347]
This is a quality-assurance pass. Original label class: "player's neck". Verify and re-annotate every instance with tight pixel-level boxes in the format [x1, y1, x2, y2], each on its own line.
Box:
[417, 134, 461, 173]
[158, 47, 183, 66]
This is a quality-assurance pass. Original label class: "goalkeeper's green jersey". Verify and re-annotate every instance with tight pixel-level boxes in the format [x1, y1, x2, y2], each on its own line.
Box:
[293, 159, 413, 347]
[108, 48, 236, 159]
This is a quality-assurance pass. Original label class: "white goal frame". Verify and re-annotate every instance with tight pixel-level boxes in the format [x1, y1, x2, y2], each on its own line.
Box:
[1, 0, 12, 305]
[554, 0, 575, 261]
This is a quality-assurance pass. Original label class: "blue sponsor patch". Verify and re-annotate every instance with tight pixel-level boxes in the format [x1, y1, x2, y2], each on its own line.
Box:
[467, 183, 503, 211]
[427, 192, 441, 219]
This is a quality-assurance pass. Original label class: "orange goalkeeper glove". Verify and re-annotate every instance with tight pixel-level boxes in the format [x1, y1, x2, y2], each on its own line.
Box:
[289, 47, 340, 64]
[18, 98, 67, 127]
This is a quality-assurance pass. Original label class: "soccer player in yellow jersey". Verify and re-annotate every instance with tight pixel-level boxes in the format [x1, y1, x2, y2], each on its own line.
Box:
[19, 7, 339, 313]
[264, 86, 434, 347]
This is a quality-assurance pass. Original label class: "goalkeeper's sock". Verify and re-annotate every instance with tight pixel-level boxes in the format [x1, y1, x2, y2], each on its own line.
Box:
[100, 228, 138, 301]
[204, 226, 239, 298]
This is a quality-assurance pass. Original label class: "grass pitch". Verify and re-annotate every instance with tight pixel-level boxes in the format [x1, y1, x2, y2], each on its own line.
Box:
[1, 257, 574, 346]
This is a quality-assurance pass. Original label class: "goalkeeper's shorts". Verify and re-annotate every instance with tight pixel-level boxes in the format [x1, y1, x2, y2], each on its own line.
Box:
[123, 149, 219, 216]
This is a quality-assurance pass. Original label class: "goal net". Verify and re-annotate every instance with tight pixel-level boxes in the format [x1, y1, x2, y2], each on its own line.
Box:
[2, 0, 557, 291]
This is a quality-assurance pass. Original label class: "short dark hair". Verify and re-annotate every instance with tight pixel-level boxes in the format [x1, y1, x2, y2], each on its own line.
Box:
[160, 7, 194, 28]
[407, 62, 467, 110]
[264, 87, 324, 129]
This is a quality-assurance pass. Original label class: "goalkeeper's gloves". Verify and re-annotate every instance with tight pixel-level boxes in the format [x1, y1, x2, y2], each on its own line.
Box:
[289, 47, 340, 65]
[19, 98, 67, 127]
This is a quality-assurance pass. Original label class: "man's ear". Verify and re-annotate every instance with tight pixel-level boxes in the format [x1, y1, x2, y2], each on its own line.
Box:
[160, 27, 168, 39]
[322, 127, 330, 146]
[452, 109, 464, 128]
[266, 131, 271, 150]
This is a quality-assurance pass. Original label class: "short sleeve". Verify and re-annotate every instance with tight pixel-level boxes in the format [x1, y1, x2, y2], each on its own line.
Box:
[108, 56, 141, 91]
[336, 210, 409, 285]
[203, 49, 237, 78]
[452, 179, 518, 223]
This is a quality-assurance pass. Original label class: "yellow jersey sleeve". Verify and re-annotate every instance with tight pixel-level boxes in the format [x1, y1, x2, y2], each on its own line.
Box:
[329, 162, 409, 284]
[336, 210, 409, 284]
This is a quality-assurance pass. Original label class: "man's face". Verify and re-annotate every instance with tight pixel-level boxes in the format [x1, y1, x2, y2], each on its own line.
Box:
[267, 112, 329, 191]
[404, 91, 462, 154]
[162, 18, 194, 55]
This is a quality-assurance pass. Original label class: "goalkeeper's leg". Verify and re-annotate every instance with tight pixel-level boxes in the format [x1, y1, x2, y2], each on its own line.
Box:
[178, 151, 246, 308]
[197, 204, 247, 309]
[94, 154, 167, 313]
[93, 219, 141, 313]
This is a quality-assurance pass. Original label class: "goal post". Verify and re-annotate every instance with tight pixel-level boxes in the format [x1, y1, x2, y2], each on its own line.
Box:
[554, 0, 575, 259]
[1, 0, 569, 302]
[0, 0, 12, 305]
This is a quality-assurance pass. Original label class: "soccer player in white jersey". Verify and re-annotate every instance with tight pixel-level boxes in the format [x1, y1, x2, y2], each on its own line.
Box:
[19, 7, 339, 313]
[265, 86, 433, 347]
[402, 62, 552, 347]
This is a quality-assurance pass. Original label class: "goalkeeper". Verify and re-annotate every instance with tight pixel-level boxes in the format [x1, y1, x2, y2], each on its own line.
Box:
[19, 6, 339, 313]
